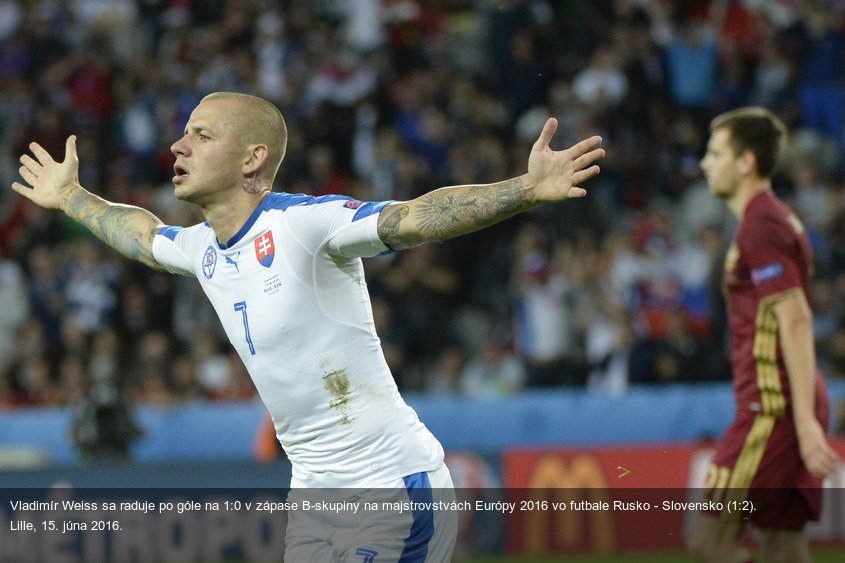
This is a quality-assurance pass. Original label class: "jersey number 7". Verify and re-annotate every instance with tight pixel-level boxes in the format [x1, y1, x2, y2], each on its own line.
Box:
[234, 301, 256, 355]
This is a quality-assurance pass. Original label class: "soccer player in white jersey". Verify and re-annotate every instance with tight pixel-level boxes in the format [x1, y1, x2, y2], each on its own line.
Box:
[13, 92, 604, 561]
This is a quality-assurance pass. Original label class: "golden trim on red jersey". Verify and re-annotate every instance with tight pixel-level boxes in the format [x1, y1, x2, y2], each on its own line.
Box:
[753, 289, 801, 418]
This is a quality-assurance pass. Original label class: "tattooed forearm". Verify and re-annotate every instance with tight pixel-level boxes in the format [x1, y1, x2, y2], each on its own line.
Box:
[378, 177, 534, 249]
[64, 189, 164, 268]
[416, 178, 528, 238]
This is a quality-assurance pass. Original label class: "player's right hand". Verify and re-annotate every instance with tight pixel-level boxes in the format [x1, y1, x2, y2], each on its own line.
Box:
[12, 135, 80, 211]
[797, 418, 841, 479]
[526, 118, 604, 203]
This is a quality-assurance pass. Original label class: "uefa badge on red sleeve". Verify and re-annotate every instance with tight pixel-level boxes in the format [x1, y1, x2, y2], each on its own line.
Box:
[750, 262, 783, 285]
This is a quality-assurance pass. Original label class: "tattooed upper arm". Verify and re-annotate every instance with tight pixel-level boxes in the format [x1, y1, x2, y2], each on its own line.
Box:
[377, 203, 411, 250]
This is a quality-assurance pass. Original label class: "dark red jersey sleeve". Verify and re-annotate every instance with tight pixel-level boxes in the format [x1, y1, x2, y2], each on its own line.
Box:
[738, 209, 807, 300]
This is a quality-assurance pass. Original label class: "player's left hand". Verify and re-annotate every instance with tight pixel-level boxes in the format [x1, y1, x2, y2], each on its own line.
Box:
[797, 418, 840, 478]
[526, 118, 604, 203]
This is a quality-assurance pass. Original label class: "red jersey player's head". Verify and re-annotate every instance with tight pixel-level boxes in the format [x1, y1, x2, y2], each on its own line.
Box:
[701, 107, 787, 201]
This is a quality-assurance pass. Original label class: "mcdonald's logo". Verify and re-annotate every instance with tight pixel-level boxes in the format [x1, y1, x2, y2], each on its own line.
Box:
[521, 453, 615, 553]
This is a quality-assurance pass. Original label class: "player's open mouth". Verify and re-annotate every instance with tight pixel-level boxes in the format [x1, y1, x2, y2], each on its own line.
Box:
[173, 163, 189, 183]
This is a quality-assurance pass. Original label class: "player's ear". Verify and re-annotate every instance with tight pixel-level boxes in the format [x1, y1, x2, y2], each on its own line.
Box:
[243, 144, 269, 176]
[738, 149, 757, 177]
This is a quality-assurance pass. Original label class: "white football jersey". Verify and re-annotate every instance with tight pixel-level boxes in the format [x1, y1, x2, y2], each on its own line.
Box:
[152, 192, 444, 487]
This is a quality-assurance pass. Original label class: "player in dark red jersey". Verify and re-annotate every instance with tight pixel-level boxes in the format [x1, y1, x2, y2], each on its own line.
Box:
[688, 107, 840, 563]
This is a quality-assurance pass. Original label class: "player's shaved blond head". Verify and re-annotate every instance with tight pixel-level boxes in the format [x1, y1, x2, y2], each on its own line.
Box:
[200, 92, 288, 180]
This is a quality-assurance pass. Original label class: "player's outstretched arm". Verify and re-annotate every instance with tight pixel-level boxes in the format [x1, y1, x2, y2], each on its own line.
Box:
[12, 135, 165, 269]
[377, 118, 604, 250]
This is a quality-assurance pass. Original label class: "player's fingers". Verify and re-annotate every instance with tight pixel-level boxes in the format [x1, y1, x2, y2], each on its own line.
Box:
[817, 460, 837, 479]
[19, 154, 42, 175]
[28, 141, 55, 166]
[18, 165, 37, 186]
[825, 448, 841, 470]
[533, 118, 558, 150]
[567, 187, 588, 198]
[567, 135, 603, 157]
[64, 135, 77, 161]
[572, 148, 606, 171]
[570, 165, 601, 186]
[815, 448, 840, 477]
[11, 181, 34, 198]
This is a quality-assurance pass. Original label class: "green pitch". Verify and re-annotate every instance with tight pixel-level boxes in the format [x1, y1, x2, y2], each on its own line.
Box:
[453, 547, 845, 562]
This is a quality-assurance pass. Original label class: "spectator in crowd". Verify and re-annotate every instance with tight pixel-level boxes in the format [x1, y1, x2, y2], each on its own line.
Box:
[459, 335, 527, 399]
[0, 253, 29, 377]
[510, 222, 580, 387]
[796, 6, 845, 154]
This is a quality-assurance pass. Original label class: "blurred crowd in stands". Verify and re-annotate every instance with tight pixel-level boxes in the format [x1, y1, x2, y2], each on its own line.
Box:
[1, 0, 845, 414]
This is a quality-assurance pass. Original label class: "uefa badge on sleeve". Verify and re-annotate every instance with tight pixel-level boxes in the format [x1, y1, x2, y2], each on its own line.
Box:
[255, 231, 276, 268]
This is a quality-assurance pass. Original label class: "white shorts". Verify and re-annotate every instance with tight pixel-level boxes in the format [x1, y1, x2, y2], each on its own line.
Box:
[284, 464, 457, 562]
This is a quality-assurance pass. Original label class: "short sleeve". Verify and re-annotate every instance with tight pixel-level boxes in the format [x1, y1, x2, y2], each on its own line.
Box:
[152, 226, 196, 277]
[740, 213, 803, 299]
[281, 196, 392, 259]
[324, 213, 390, 259]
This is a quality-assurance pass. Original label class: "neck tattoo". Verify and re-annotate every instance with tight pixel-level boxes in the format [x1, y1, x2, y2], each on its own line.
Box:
[243, 177, 264, 194]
